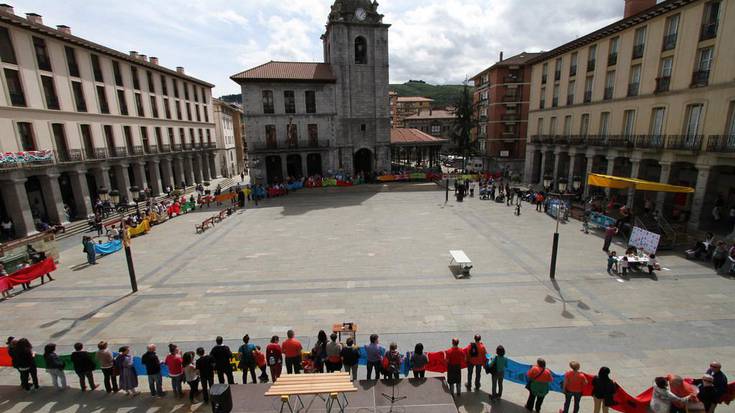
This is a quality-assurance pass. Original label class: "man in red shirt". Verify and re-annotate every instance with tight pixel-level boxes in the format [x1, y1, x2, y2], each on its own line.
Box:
[446, 338, 464, 397]
[603, 224, 618, 252]
[465, 334, 487, 391]
[281, 330, 303, 374]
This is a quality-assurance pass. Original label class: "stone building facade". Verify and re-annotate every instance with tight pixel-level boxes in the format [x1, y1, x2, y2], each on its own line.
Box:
[524, 0, 735, 232]
[213, 98, 243, 178]
[403, 109, 456, 151]
[0, 5, 217, 238]
[231, 0, 391, 183]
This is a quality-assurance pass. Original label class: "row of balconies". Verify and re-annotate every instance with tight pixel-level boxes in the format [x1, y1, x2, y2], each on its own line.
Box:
[529, 134, 735, 153]
[250, 139, 329, 153]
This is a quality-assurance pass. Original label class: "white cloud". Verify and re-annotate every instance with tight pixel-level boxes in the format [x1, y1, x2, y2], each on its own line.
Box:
[211, 10, 249, 25]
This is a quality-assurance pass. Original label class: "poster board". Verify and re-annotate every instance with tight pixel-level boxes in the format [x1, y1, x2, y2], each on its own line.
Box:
[628, 226, 661, 254]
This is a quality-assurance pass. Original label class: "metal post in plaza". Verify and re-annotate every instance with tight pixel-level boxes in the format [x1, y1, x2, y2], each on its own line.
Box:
[111, 189, 138, 293]
[547, 176, 569, 280]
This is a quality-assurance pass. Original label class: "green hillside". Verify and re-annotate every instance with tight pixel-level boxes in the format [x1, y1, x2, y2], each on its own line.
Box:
[218, 81, 468, 108]
[390, 80, 467, 108]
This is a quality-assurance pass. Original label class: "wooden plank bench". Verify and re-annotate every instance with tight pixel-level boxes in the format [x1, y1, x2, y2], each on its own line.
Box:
[449, 250, 473, 278]
[195, 217, 215, 234]
[265, 372, 356, 413]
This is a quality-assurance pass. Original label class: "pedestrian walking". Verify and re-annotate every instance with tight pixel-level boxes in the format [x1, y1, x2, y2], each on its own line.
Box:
[70, 342, 98, 391]
[195, 347, 214, 403]
[165, 343, 184, 398]
[592, 367, 618, 413]
[43, 343, 67, 390]
[340, 338, 360, 381]
[488, 345, 507, 401]
[115, 346, 139, 396]
[325, 333, 343, 373]
[465, 334, 487, 391]
[446, 338, 464, 397]
[525, 358, 552, 412]
[266, 335, 283, 382]
[364, 334, 384, 381]
[238, 335, 257, 384]
[602, 224, 618, 252]
[141, 344, 165, 397]
[97, 341, 118, 393]
[562, 360, 588, 413]
[410, 343, 428, 379]
[282, 329, 303, 375]
[210, 336, 234, 384]
[183, 351, 200, 403]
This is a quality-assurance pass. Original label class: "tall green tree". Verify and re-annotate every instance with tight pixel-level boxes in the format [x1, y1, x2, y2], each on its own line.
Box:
[451, 80, 478, 170]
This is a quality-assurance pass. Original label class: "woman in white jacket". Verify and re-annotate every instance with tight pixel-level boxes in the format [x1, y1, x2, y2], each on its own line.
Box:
[650, 377, 690, 413]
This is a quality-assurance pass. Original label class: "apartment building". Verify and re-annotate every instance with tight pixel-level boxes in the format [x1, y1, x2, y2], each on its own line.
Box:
[524, 0, 735, 231]
[213, 98, 244, 178]
[391, 96, 434, 128]
[472, 51, 540, 173]
[403, 108, 456, 149]
[0, 5, 218, 238]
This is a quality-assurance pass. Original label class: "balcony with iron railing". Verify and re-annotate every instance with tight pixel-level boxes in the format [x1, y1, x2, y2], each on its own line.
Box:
[691, 70, 709, 88]
[632, 44, 644, 59]
[655, 76, 671, 93]
[665, 135, 702, 151]
[554, 70, 561, 81]
[502, 93, 520, 102]
[55, 149, 84, 163]
[110, 147, 127, 158]
[627, 83, 639, 97]
[131, 145, 144, 156]
[608, 53, 617, 66]
[160, 144, 171, 153]
[583, 91, 592, 103]
[147, 145, 158, 154]
[587, 59, 595, 72]
[700, 21, 718, 41]
[503, 74, 523, 83]
[569, 65, 577, 77]
[173, 143, 182, 152]
[86, 148, 108, 160]
[250, 139, 330, 153]
[635, 135, 665, 149]
[705, 135, 735, 153]
[552, 97, 558, 107]
[566, 95, 574, 106]
[662, 33, 677, 51]
[603, 87, 614, 100]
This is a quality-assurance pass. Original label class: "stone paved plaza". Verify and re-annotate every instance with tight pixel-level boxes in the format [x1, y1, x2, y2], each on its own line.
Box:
[1, 183, 734, 412]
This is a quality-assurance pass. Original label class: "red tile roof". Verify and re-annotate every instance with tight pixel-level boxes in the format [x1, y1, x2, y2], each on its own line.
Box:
[396, 96, 434, 103]
[390, 128, 448, 145]
[230, 61, 336, 83]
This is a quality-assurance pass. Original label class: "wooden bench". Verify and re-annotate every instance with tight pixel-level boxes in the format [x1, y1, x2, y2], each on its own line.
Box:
[195, 217, 215, 234]
[265, 373, 356, 413]
[449, 250, 473, 278]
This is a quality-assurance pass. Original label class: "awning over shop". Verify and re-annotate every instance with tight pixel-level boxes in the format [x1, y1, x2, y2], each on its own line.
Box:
[587, 173, 694, 193]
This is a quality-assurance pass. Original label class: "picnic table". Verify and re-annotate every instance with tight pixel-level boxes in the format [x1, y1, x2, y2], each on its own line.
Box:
[613, 255, 649, 275]
[449, 250, 473, 278]
[264, 372, 356, 413]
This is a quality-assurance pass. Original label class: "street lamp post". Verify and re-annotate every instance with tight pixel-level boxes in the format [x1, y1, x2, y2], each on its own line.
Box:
[112, 189, 138, 293]
[549, 177, 569, 280]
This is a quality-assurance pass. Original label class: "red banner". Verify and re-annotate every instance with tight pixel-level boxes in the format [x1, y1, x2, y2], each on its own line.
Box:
[1, 258, 56, 289]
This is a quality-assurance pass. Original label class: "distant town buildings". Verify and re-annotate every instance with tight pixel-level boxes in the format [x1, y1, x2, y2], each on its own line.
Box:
[403, 108, 457, 152]
[524, 0, 735, 231]
[471, 51, 540, 173]
[0, 4, 217, 238]
[390, 96, 434, 128]
[213, 98, 244, 177]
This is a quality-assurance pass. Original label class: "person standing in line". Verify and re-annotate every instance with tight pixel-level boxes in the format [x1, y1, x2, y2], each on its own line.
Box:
[70, 342, 98, 391]
[465, 334, 487, 391]
[253, 345, 269, 383]
[364, 334, 385, 381]
[650, 376, 691, 413]
[312, 330, 328, 373]
[115, 346, 139, 396]
[383, 342, 402, 380]
[96, 341, 118, 393]
[210, 336, 234, 384]
[195, 347, 214, 404]
[602, 224, 618, 252]
[410, 343, 428, 379]
[238, 335, 257, 384]
[325, 333, 343, 373]
[340, 338, 360, 381]
[141, 344, 165, 397]
[43, 343, 67, 390]
[15, 338, 39, 392]
[446, 338, 464, 398]
[525, 358, 552, 413]
[706, 362, 728, 412]
[591, 367, 618, 413]
[562, 360, 587, 413]
[488, 345, 507, 401]
[183, 352, 200, 403]
[281, 330, 303, 375]
[266, 336, 283, 382]
[82, 236, 97, 265]
[165, 343, 184, 398]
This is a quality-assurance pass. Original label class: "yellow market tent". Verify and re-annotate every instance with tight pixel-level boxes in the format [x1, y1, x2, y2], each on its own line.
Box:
[587, 173, 694, 193]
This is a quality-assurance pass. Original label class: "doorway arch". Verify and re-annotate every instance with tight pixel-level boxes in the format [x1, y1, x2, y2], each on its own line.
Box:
[353, 148, 373, 176]
[307, 154, 322, 176]
[286, 154, 303, 179]
[265, 156, 283, 184]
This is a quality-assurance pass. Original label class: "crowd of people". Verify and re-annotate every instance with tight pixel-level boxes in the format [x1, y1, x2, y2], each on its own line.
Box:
[3, 332, 731, 413]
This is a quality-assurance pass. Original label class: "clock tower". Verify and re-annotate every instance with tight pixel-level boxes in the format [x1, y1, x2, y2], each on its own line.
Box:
[322, 0, 391, 175]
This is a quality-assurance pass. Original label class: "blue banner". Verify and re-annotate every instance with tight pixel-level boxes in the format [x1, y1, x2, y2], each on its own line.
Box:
[94, 240, 122, 255]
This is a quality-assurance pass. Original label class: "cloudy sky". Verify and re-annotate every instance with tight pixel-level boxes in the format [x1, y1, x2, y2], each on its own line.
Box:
[13, 0, 627, 96]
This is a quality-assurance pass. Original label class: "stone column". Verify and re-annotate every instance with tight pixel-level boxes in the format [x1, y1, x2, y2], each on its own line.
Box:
[183, 155, 195, 186]
[172, 157, 185, 188]
[281, 154, 289, 181]
[302, 154, 308, 178]
[567, 151, 577, 183]
[92, 165, 112, 193]
[687, 165, 711, 231]
[605, 155, 616, 197]
[132, 161, 148, 190]
[552, 149, 562, 190]
[201, 155, 211, 181]
[583, 154, 594, 198]
[0, 175, 37, 237]
[537, 150, 546, 184]
[39, 171, 68, 225]
[209, 154, 219, 179]
[160, 158, 174, 190]
[68, 168, 93, 219]
[627, 158, 641, 208]
[148, 159, 163, 196]
[113, 163, 134, 204]
[193, 153, 203, 184]
[656, 161, 672, 212]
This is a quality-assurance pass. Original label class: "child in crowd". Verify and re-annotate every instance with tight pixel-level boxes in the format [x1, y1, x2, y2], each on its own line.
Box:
[647, 254, 660, 275]
[581, 216, 589, 234]
[254, 346, 269, 383]
[607, 251, 617, 273]
[182, 351, 199, 403]
[620, 256, 629, 277]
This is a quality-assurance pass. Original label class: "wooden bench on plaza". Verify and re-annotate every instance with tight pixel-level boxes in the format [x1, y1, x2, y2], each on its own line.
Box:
[264, 372, 356, 413]
[195, 217, 215, 234]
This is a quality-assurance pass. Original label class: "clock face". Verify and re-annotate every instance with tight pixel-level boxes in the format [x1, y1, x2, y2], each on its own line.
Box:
[355, 8, 367, 21]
